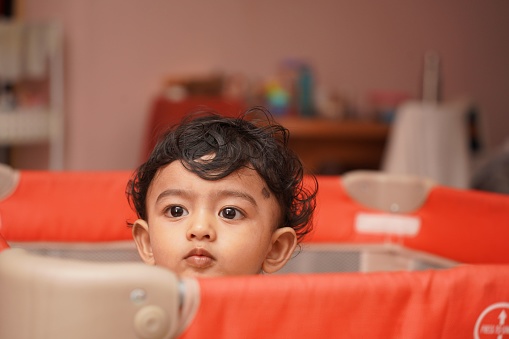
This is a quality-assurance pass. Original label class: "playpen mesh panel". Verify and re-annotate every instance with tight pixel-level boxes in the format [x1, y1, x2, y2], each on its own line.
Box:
[412, 260, 448, 270]
[278, 244, 456, 273]
[10, 242, 142, 262]
[280, 250, 362, 273]
[10, 242, 455, 273]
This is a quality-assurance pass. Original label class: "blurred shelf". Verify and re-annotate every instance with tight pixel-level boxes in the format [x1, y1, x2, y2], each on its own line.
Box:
[0, 109, 51, 145]
[0, 21, 64, 170]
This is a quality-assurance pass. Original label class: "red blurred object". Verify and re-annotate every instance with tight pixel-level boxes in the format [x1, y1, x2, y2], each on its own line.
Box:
[141, 96, 245, 162]
[0, 232, 9, 251]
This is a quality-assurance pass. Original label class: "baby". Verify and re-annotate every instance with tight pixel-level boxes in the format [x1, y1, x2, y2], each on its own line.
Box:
[126, 108, 317, 278]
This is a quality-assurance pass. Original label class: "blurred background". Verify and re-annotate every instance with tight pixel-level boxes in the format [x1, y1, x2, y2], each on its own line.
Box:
[1, 0, 508, 191]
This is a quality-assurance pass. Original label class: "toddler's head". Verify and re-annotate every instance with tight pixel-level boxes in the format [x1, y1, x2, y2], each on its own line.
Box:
[127, 108, 317, 277]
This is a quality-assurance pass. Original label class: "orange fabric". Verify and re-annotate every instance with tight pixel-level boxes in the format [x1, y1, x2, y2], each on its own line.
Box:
[142, 96, 245, 161]
[1, 171, 508, 264]
[181, 265, 509, 338]
[308, 176, 509, 264]
[0, 171, 136, 242]
[404, 187, 509, 264]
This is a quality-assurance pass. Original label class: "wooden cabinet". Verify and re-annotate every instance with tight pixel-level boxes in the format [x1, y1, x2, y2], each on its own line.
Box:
[277, 118, 390, 174]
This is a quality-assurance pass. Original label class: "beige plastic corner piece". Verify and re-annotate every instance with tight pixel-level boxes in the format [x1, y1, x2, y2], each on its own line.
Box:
[0, 248, 200, 339]
[0, 163, 20, 200]
[342, 170, 436, 213]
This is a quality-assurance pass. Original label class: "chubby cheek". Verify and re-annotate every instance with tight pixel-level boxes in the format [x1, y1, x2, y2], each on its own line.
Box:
[149, 229, 180, 270]
[223, 235, 271, 275]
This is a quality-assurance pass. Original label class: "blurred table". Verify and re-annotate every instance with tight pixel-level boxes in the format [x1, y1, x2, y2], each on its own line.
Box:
[277, 117, 390, 174]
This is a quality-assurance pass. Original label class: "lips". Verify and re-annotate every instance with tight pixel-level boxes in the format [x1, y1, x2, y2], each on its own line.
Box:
[184, 248, 215, 269]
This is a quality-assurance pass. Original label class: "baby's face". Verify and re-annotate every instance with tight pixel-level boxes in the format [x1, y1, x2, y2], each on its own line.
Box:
[136, 161, 283, 277]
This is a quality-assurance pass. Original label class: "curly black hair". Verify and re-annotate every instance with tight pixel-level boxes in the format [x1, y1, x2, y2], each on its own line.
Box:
[126, 107, 317, 242]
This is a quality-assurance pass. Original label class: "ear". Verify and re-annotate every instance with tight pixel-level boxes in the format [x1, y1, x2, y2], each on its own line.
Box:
[262, 227, 298, 274]
[132, 219, 155, 265]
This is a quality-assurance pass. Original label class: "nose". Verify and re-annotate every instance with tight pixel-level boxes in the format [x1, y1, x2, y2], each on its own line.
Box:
[186, 210, 216, 241]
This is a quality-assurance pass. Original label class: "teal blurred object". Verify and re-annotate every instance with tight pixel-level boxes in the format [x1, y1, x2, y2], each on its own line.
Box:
[297, 65, 315, 117]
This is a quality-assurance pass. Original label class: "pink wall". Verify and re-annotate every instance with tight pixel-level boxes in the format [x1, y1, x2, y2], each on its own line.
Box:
[21, 0, 509, 170]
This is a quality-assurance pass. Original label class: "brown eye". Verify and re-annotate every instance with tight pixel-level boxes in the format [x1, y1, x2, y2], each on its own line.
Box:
[220, 207, 242, 220]
[168, 206, 187, 218]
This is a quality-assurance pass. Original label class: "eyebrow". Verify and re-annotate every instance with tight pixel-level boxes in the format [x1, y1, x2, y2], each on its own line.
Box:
[155, 189, 190, 204]
[214, 189, 258, 207]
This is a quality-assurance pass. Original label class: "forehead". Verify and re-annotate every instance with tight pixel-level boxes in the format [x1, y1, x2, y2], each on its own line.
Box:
[147, 161, 272, 200]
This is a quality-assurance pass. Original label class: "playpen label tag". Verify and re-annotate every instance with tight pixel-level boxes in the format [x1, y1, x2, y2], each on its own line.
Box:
[355, 213, 420, 236]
